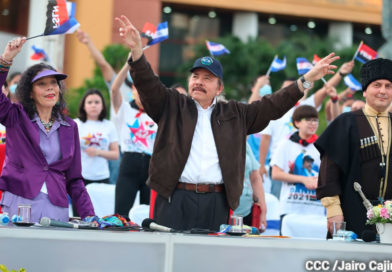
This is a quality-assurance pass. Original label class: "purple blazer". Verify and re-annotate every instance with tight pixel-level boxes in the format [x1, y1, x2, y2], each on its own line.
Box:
[0, 71, 95, 218]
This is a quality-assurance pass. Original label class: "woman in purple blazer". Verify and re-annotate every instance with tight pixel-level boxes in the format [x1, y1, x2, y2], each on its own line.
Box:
[0, 37, 95, 223]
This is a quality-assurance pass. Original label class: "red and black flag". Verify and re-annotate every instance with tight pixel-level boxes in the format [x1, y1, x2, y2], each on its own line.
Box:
[28, 0, 80, 40]
[353, 41, 377, 64]
[141, 22, 156, 44]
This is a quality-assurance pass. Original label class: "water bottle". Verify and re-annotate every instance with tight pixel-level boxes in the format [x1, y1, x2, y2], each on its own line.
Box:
[0, 213, 10, 226]
[219, 224, 259, 234]
[334, 230, 357, 241]
[242, 225, 260, 234]
[342, 230, 358, 241]
[11, 214, 22, 223]
[219, 224, 231, 233]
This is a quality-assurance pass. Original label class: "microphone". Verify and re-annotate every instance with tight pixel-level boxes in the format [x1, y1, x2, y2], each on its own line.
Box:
[353, 182, 373, 211]
[141, 218, 175, 232]
[40, 217, 97, 229]
[41, 217, 78, 228]
[362, 230, 377, 242]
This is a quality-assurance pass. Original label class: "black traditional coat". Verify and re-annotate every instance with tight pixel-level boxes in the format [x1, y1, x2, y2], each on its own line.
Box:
[316, 109, 392, 237]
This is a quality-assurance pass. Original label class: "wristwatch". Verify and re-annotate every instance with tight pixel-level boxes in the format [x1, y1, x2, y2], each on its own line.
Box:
[300, 76, 312, 89]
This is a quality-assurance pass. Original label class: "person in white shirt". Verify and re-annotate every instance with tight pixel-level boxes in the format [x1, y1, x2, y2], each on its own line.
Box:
[75, 29, 132, 184]
[271, 105, 325, 221]
[259, 74, 347, 199]
[259, 62, 354, 176]
[110, 61, 158, 219]
[74, 89, 119, 184]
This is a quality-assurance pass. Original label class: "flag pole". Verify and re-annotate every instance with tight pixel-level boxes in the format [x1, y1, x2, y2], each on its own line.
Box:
[352, 40, 363, 61]
[266, 55, 277, 76]
[26, 34, 45, 41]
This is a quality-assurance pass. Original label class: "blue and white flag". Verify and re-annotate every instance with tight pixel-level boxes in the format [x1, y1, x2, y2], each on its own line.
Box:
[296, 57, 313, 75]
[148, 21, 169, 46]
[270, 56, 286, 72]
[344, 74, 362, 91]
[206, 41, 230, 56]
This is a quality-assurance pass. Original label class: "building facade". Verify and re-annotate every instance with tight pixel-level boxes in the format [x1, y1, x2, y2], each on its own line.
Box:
[0, 0, 383, 88]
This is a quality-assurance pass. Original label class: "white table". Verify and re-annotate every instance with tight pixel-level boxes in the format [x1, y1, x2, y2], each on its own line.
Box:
[0, 226, 390, 272]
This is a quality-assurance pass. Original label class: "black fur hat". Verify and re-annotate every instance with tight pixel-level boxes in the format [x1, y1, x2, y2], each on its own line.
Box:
[360, 58, 392, 91]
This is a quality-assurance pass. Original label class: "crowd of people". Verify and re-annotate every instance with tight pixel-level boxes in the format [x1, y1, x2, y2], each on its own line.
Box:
[0, 14, 391, 239]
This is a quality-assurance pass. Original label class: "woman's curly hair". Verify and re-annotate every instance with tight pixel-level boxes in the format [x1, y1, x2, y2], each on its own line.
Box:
[15, 63, 67, 120]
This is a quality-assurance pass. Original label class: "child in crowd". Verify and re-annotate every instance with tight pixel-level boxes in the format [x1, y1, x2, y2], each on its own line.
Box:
[271, 105, 325, 221]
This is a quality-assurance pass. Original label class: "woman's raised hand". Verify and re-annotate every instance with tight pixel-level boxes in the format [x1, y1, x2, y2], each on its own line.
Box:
[2, 37, 26, 62]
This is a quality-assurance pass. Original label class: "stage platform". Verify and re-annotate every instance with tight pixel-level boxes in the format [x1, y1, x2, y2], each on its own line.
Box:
[0, 226, 390, 272]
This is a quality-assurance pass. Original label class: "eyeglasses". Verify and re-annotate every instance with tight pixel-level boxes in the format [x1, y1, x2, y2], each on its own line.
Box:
[303, 118, 319, 124]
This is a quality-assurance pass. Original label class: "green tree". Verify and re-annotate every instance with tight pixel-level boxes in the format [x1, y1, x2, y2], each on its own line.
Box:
[176, 31, 363, 132]
[178, 31, 361, 101]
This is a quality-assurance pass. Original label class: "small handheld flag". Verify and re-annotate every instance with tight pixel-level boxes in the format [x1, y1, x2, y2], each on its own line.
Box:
[270, 56, 286, 72]
[30, 45, 49, 61]
[312, 54, 321, 65]
[148, 21, 169, 46]
[49, 1, 80, 35]
[296, 57, 313, 75]
[297, 56, 327, 84]
[141, 22, 157, 44]
[353, 41, 377, 63]
[27, 0, 80, 40]
[344, 74, 362, 91]
[129, 22, 168, 60]
[206, 41, 230, 56]
[266, 55, 286, 76]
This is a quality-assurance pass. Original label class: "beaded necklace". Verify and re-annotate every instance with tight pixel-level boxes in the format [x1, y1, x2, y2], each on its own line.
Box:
[40, 118, 54, 132]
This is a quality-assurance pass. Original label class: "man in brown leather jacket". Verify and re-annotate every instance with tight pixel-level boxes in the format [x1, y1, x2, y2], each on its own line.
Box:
[116, 15, 339, 231]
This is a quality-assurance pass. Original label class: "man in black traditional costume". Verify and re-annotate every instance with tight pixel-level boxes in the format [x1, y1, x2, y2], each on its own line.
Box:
[316, 58, 392, 238]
